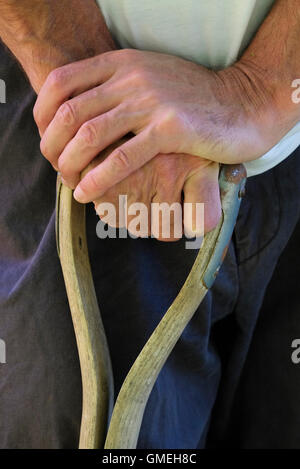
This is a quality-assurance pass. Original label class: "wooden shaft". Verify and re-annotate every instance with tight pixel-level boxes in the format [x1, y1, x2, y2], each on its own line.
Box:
[56, 176, 114, 449]
[104, 163, 246, 449]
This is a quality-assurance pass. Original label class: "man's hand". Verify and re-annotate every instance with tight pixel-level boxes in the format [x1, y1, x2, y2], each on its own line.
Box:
[0, 0, 222, 238]
[33, 0, 300, 207]
[34, 46, 289, 204]
[0, 0, 115, 92]
[83, 142, 221, 240]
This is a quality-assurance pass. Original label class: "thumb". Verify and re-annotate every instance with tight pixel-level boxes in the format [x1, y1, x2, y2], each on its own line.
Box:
[183, 161, 221, 237]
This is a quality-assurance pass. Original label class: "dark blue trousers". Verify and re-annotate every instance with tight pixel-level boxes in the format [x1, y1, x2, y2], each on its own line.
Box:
[0, 44, 300, 449]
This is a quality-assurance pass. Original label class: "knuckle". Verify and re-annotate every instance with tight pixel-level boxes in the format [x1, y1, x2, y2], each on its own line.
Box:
[131, 68, 151, 86]
[101, 50, 115, 61]
[84, 171, 101, 194]
[57, 101, 77, 126]
[147, 122, 159, 139]
[154, 108, 183, 149]
[146, 123, 162, 147]
[40, 138, 52, 161]
[161, 107, 182, 129]
[33, 101, 43, 127]
[120, 48, 139, 61]
[47, 67, 68, 91]
[126, 71, 140, 85]
[57, 156, 69, 176]
[117, 101, 131, 116]
[57, 159, 78, 188]
[78, 121, 99, 147]
[145, 91, 163, 107]
[96, 50, 116, 68]
[112, 149, 131, 173]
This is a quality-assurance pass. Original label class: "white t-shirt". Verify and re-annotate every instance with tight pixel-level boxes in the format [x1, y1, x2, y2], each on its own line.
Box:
[96, 0, 300, 177]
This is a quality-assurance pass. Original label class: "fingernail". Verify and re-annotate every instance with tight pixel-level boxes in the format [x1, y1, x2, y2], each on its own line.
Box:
[74, 185, 85, 203]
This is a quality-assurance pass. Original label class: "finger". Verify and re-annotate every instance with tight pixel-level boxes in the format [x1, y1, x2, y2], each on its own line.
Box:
[56, 105, 137, 188]
[94, 189, 151, 237]
[40, 81, 122, 168]
[151, 189, 183, 242]
[34, 53, 116, 135]
[127, 200, 152, 238]
[90, 147, 153, 237]
[183, 162, 221, 237]
[74, 129, 159, 203]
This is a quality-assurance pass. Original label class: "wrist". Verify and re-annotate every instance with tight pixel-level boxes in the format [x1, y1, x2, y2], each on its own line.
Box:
[12, 37, 99, 93]
[236, 57, 300, 130]
[226, 0, 300, 153]
[0, 35, 81, 92]
[216, 60, 298, 162]
[0, 0, 116, 93]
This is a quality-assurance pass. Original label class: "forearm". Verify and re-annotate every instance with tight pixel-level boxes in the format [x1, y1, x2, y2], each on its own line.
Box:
[233, 0, 300, 135]
[0, 0, 116, 92]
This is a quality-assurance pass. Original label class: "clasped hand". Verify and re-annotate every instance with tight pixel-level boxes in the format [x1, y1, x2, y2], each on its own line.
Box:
[34, 49, 275, 239]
